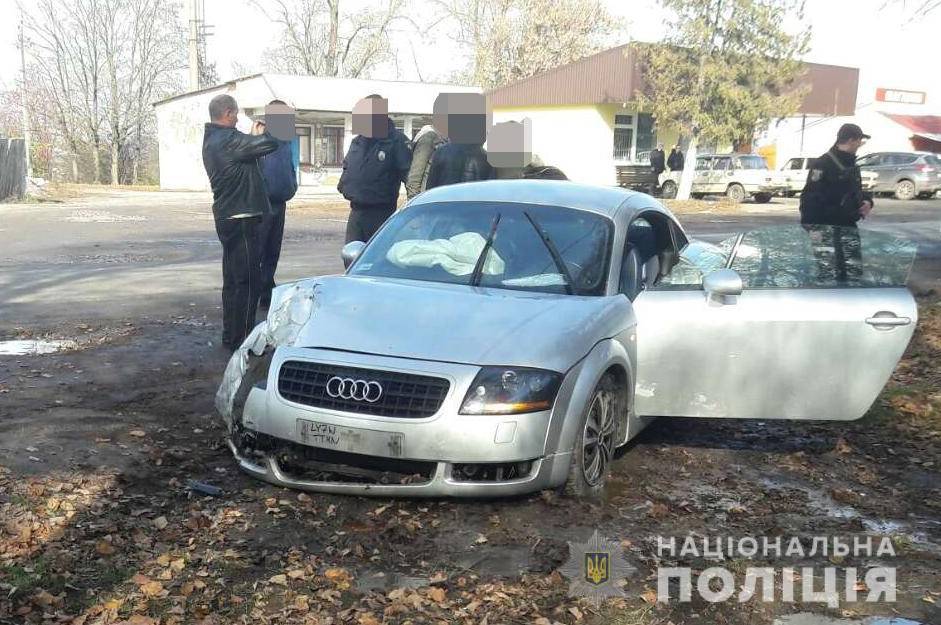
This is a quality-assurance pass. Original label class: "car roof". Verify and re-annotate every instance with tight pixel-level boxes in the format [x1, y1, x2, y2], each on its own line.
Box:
[408, 179, 647, 219]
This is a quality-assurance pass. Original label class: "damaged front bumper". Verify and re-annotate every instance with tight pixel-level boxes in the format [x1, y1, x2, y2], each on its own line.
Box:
[227, 346, 570, 497]
[216, 282, 571, 497]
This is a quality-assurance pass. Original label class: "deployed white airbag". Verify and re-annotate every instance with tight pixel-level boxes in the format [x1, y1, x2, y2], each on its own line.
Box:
[386, 232, 505, 276]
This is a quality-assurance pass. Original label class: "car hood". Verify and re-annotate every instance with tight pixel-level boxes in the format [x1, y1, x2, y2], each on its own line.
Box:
[288, 275, 632, 371]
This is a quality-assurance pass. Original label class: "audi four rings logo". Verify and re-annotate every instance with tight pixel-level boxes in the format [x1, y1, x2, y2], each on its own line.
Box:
[325, 376, 383, 403]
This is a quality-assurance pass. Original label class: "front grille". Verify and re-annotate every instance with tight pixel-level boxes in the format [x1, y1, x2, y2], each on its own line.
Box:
[278, 361, 450, 418]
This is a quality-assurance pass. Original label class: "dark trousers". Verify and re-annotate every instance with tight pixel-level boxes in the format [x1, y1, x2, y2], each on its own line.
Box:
[214, 215, 262, 348]
[259, 202, 286, 304]
[345, 202, 395, 243]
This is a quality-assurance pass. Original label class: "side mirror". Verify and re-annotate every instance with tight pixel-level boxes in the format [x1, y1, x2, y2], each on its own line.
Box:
[341, 240, 366, 269]
[703, 269, 743, 297]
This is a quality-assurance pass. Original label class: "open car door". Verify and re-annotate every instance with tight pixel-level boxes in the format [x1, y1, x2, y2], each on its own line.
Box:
[631, 225, 917, 420]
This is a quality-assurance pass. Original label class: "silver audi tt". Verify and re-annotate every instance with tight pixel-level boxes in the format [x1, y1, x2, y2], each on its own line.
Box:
[217, 180, 917, 498]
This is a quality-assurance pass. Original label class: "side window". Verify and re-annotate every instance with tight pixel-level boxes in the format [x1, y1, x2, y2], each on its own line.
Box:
[893, 154, 918, 165]
[695, 157, 711, 171]
[657, 237, 734, 288]
[713, 157, 731, 172]
[857, 154, 882, 167]
[622, 213, 684, 297]
[787, 158, 803, 170]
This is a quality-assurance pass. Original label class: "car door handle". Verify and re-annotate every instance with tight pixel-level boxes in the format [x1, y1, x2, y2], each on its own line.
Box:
[865, 315, 911, 327]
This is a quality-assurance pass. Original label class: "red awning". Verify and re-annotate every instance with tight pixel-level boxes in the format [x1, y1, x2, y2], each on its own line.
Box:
[883, 113, 941, 141]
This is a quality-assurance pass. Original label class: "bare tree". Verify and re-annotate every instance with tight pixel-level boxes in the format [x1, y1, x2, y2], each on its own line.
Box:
[252, 0, 406, 78]
[21, 0, 183, 184]
[434, 0, 620, 88]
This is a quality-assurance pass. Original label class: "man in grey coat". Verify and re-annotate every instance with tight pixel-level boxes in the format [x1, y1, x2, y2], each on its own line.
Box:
[406, 124, 446, 198]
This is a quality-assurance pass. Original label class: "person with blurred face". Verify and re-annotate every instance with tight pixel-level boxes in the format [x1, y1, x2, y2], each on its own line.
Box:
[667, 144, 685, 171]
[337, 95, 412, 243]
[425, 93, 493, 190]
[202, 94, 279, 350]
[256, 99, 298, 308]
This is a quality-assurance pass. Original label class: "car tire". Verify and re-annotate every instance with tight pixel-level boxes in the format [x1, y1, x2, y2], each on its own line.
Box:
[753, 192, 772, 204]
[894, 179, 916, 200]
[726, 183, 746, 203]
[564, 374, 621, 500]
[661, 180, 678, 199]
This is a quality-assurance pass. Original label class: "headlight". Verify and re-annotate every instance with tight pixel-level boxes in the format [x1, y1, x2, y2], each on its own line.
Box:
[459, 367, 563, 415]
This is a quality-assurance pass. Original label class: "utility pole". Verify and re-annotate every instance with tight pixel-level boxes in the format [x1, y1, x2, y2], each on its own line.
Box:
[187, 0, 214, 90]
[187, 0, 200, 91]
[18, 17, 32, 179]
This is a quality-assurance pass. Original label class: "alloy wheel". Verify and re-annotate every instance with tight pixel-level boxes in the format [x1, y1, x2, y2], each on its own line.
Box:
[895, 180, 915, 200]
[581, 389, 617, 486]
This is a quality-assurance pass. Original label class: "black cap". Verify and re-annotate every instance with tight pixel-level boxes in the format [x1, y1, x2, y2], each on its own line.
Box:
[837, 123, 870, 142]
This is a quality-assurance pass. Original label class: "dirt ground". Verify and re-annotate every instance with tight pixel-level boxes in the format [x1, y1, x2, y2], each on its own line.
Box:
[0, 188, 939, 625]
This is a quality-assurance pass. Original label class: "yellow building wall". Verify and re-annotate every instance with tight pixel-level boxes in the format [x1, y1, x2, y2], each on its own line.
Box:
[492, 104, 680, 187]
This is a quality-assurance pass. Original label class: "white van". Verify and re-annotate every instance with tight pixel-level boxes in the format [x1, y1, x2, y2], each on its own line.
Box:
[660, 153, 787, 203]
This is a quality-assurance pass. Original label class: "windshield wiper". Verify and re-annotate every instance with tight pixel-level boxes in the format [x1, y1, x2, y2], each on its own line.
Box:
[524, 211, 575, 295]
[471, 213, 501, 287]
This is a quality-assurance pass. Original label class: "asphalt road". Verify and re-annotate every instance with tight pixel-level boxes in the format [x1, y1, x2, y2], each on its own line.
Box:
[0, 189, 938, 330]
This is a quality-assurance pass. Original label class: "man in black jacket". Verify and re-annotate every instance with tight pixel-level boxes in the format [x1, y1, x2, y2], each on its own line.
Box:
[426, 93, 493, 190]
[667, 144, 684, 172]
[799, 123, 874, 227]
[202, 94, 279, 350]
[337, 95, 412, 243]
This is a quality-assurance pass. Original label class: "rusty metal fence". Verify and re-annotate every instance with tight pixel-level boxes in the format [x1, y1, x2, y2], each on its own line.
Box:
[0, 138, 26, 201]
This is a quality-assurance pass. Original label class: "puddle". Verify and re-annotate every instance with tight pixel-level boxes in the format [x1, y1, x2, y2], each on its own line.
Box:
[774, 613, 921, 625]
[354, 570, 427, 592]
[760, 477, 859, 520]
[0, 339, 78, 356]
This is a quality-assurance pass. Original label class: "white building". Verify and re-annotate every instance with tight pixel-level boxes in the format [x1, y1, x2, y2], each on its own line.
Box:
[757, 88, 940, 167]
[153, 74, 479, 190]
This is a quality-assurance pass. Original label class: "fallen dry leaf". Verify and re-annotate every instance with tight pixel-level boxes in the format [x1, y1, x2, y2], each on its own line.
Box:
[269, 574, 288, 585]
[153, 516, 168, 530]
[140, 580, 164, 597]
[427, 587, 447, 603]
[95, 540, 115, 555]
[641, 588, 659, 604]
[128, 430, 146, 437]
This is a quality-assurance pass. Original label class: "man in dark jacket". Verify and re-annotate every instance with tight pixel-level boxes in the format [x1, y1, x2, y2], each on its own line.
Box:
[257, 100, 298, 308]
[425, 93, 492, 190]
[667, 144, 684, 171]
[202, 94, 279, 350]
[650, 143, 666, 176]
[337, 95, 412, 242]
[800, 123, 873, 227]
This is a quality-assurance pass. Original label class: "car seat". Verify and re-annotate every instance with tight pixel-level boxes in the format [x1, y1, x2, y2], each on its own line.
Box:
[619, 247, 643, 300]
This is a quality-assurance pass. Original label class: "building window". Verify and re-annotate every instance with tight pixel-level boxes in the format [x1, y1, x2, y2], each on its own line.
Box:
[321, 126, 344, 167]
[635, 113, 656, 157]
[296, 127, 311, 165]
[614, 114, 634, 162]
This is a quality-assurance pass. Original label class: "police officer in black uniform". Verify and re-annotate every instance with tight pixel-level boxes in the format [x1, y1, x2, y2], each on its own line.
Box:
[799, 123, 873, 227]
[799, 123, 873, 285]
[338, 95, 412, 243]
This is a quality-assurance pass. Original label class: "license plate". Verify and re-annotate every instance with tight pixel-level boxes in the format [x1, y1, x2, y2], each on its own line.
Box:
[296, 419, 405, 457]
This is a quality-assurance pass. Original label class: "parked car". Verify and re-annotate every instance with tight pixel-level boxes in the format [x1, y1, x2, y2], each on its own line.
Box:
[217, 180, 917, 499]
[856, 151, 941, 200]
[778, 156, 877, 197]
[660, 153, 787, 202]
